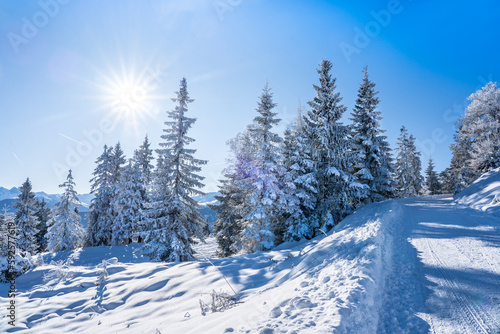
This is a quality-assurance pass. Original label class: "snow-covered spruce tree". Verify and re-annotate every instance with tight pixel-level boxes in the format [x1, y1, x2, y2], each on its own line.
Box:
[0, 210, 28, 281]
[450, 82, 500, 179]
[424, 158, 441, 195]
[13, 178, 40, 254]
[438, 167, 454, 195]
[134, 135, 154, 190]
[282, 108, 318, 242]
[448, 122, 477, 193]
[86, 145, 115, 246]
[111, 161, 143, 245]
[394, 126, 423, 197]
[210, 175, 244, 257]
[303, 59, 363, 227]
[211, 129, 257, 257]
[141, 77, 207, 262]
[350, 67, 394, 203]
[46, 170, 85, 252]
[239, 83, 286, 252]
[0, 209, 12, 257]
[35, 198, 50, 252]
[133, 135, 154, 242]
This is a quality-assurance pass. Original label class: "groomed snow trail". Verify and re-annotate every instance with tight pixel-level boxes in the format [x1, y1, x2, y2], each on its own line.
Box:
[389, 196, 500, 334]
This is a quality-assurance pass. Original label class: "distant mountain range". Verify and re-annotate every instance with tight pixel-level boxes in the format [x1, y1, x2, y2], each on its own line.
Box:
[0, 187, 219, 225]
[0, 187, 93, 213]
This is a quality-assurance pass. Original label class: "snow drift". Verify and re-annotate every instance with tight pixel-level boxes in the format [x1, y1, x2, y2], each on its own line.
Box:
[454, 167, 500, 215]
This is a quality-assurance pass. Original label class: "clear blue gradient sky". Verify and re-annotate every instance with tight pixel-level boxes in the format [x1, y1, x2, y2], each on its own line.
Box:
[0, 0, 499, 194]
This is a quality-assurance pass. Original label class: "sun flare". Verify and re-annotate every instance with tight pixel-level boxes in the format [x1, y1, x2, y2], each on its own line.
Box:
[91, 62, 167, 138]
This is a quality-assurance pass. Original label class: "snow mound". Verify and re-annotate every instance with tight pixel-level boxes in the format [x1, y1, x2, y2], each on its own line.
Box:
[454, 167, 500, 215]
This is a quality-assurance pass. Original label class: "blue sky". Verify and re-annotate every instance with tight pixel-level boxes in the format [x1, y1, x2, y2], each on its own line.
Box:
[0, 0, 499, 194]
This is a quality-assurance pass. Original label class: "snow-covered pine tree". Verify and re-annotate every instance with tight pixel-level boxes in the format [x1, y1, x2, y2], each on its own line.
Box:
[109, 142, 126, 224]
[142, 77, 207, 262]
[449, 82, 500, 181]
[0, 210, 15, 280]
[424, 158, 441, 195]
[239, 83, 286, 252]
[303, 59, 363, 227]
[13, 178, 40, 254]
[281, 105, 318, 241]
[133, 135, 154, 242]
[0, 209, 13, 257]
[111, 142, 127, 183]
[210, 175, 244, 257]
[394, 126, 423, 197]
[448, 121, 477, 193]
[134, 135, 154, 189]
[111, 160, 143, 245]
[46, 170, 85, 252]
[350, 67, 394, 203]
[86, 145, 115, 246]
[283, 103, 319, 241]
[35, 198, 50, 252]
[211, 129, 257, 256]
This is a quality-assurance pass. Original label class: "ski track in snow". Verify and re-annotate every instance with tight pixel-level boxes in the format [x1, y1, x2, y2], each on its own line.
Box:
[1, 195, 500, 333]
[406, 196, 500, 334]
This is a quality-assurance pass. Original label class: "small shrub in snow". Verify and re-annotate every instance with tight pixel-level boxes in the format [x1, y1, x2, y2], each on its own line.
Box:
[95, 257, 118, 286]
[44, 258, 75, 285]
[199, 290, 238, 315]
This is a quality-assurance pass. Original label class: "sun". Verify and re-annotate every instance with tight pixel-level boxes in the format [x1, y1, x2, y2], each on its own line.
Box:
[90, 62, 167, 138]
[110, 80, 149, 115]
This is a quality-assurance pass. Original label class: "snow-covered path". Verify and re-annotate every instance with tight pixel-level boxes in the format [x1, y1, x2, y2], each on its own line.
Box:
[385, 196, 500, 334]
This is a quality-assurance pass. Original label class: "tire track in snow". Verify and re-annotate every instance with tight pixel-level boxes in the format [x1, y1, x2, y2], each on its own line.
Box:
[405, 197, 500, 334]
[446, 237, 500, 331]
[424, 238, 492, 334]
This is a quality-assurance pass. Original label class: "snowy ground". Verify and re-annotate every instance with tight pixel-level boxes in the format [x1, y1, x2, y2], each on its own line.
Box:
[1, 175, 500, 333]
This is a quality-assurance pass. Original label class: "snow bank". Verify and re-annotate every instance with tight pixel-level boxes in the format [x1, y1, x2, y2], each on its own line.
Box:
[454, 167, 500, 215]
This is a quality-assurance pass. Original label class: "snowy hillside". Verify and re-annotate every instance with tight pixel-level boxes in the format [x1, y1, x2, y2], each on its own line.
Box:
[192, 192, 220, 206]
[454, 167, 500, 215]
[2, 192, 499, 333]
[0, 201, 400, 333]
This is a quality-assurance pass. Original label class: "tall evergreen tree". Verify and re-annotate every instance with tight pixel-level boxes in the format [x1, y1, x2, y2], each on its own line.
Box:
[448, 82, 500, 192]
[13, 178, 40, 254]
[394, 126, 423, 197]
[111, 142, 127, 183]
[210, 175, 244, 257]
[350, 67, 394, 203]
[111, 161, 143, 245]
[282, 124, 318, 241]
[211, 129, 256, 256]
[448, 122, 477, 193]
[86, 145, 115, 246]
[134, 135, 154, 188]
[46, 170, 85, 252]
[303, 59, 362, 226]
[424, 158, 441, 195]
[35, 198, 50, 252]
[438, 167, 456, 195]
[142, 77, 207, 262]
[239, 83, 286, 252]
[0, 209, 14, 258]
[133, 135, 154, 242]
